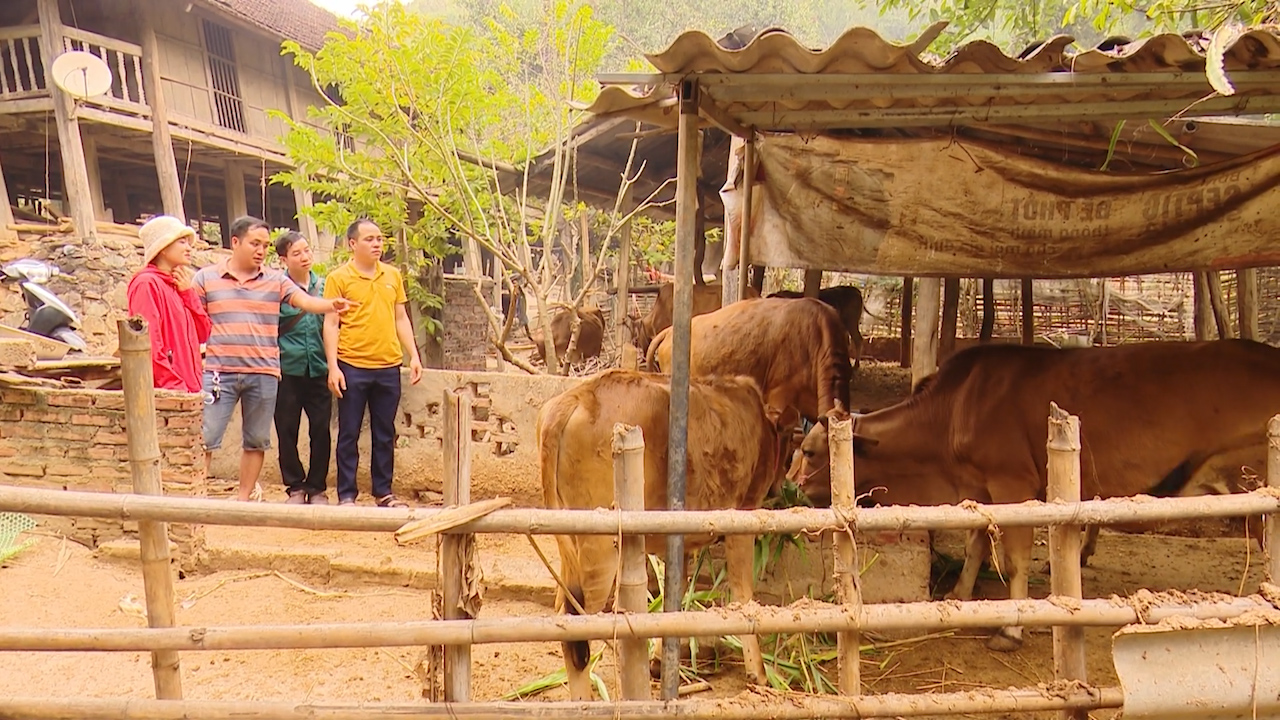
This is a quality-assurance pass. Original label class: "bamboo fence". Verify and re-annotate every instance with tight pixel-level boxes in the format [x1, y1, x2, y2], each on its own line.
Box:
[2, 323, 1280, 719]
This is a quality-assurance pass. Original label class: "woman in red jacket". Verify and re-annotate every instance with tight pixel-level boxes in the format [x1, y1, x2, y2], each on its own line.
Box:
[127, 215, 212, 392]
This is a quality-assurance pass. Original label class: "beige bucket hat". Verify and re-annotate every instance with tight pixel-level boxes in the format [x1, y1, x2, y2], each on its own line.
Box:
[139, 215, 196, 267]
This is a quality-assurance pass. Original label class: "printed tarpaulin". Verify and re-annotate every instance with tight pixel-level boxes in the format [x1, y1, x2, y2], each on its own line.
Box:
[720, 133, 1280, 278]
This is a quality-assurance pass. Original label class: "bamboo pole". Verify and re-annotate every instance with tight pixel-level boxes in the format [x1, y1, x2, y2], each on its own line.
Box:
[1021, 278, 1034, 345]
[939, 277, 960, 361]
[979, 277, 995, 342]
[1046, 403, 1086, 720]
[736, 139, 755, 303]
[1205, 270, 1234, 339]
[1237, 268, 1259, 341]
[2, 484, 1278, 537]
[0, 594, 1269, 654]
[803, 269, 823, 297]
[828, 416, 860, 695]
[0, 687, 1126, 720]
[911, 277, 940, 388]
[1267, 415, 1280, 583]
[613, 423, 650, 701]
[899, 276, 914, 366]
[117, 318, 183, 700]
[441, 389, 473, 702]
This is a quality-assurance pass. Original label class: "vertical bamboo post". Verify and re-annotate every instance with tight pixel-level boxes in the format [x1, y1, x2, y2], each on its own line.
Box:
[442, 388, 474, 702]
[613, 423, 650, 701]
[827, 415, 861, 695]
[1236, 269, 1258, 341]
[899, 276, 914, 367]
[911, 278, 940, 389]
[803, 269, 823, 298]
[1266, 416, 1280, 583]
[1047, 402, 1086, 720]
[615, 182, 635, 353]
[117, 318, 183, 700]
[1021, 278, 1035, 345]
[939, 277, 960, 361]
[736, 139, 755, 303]
[979, 277, 995, 342]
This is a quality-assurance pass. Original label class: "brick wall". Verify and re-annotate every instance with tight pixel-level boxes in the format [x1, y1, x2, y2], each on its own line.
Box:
[0, 387, 207, 570]
[441, 276, 491, 371]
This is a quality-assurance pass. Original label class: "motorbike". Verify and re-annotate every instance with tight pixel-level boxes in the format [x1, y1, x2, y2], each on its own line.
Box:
[0, 259, 88, 352]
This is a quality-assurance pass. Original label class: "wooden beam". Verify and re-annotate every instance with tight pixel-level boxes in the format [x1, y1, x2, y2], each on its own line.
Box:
[899, 276, 913, 367]
[697, 93, 752, 138]
[1021, 278, 1035, 345]
[140, 12, 186, 221]
[939, 277, 960, 361]
[224, 161, 248, 224]
[0, 149, 16, 242]
[1237, 268, 1258, 341]
[37, 0, 96, 241]
[82, 135, 107, 221]
[1193, 271, 1214, 341]
[911, 278, 940, 388]
[803, 269, 823, 298]
[1205, 270, 1234, 339]
[979, 277, 995, 342]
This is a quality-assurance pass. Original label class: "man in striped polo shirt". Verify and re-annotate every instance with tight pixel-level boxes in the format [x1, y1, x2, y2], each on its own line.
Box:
[195, 216, 355, 502]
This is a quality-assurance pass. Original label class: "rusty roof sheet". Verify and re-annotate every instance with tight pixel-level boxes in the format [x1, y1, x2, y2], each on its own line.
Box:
[582, 26, 1280, 130]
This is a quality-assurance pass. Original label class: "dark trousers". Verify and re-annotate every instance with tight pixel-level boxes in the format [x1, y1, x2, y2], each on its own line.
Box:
[335, 360, 402, 501]
[273, 373, 332, 495]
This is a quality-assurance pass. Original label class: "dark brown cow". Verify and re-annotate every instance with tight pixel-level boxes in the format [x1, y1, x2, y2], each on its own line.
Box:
[768, 285, 865, 368]
[646, 296, 851, 426]
[538, 369, 789, 699]
[528, 306, 605, 366]
[630, 281, 760, 356]
[791, 339, 1280, 651]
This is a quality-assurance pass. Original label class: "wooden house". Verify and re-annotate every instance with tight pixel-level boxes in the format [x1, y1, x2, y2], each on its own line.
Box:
[0, 0, 343, 249]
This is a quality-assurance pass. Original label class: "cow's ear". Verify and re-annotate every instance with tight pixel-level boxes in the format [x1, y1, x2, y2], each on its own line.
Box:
[852, 434, 879, 456]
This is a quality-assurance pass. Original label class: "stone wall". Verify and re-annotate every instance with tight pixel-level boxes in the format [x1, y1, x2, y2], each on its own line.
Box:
[0, 387, 207, 570]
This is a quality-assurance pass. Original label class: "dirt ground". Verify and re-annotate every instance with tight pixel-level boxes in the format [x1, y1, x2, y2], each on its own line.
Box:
[1, 361, 1269, 718]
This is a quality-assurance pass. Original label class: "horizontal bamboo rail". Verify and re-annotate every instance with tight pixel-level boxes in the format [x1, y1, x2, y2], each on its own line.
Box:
[0, 484, 1276, 536]
[0, 686, 1126, 720]
[0, 594, 1272, 653]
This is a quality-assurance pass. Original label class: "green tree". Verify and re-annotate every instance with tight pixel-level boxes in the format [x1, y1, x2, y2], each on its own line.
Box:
[274, 0, 655, 374]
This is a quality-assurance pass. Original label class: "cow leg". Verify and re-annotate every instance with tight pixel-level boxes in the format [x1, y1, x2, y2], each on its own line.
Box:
[986, 525, 1034, 652]
[724, 533, 767, 686]
[947, 527, 991, 601]
[1080, 525, 1100, 566]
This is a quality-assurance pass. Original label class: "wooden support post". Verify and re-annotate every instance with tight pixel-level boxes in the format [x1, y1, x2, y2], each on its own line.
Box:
[1047, 402, 1086, 720]
[441, 388, 474, 702]
[979, 277, 995, 342]
[911, 278, 940, 389]
[224, 162, 248, 225]
[37, 0, 96, 241]
[615, 184, 635, 352]
[82, 135, 107, 221]
[827, 416, 861, 696]
[117, 318, 183, 700]
[1267, 416, 1280, 584]
[803, 269, 823, 298]
[613, 424, 650, 700]
[194, 174, 203, 241]
[140, 14, 185, 221]
[1097, 278, 1110, 346]
[1205, 270, 1234, 339]
[899, 276, 914, 367]
[1237, 269, 1258, 341]
[735, 139, 755, 303]
[0, 150, 16, 242]
[1020, 278, 1034, 345]
[1193, 271, 1213, 341]
[750, 265, 764, 294]
[662, 78, 700, 702]
[939, 277, 960, 361]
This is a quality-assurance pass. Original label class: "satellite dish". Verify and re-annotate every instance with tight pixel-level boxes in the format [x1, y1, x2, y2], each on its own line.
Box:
[50, 51, 113, 99]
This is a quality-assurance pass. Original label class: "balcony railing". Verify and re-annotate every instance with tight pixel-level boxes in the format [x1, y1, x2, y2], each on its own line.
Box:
[0, 25, 147, 116]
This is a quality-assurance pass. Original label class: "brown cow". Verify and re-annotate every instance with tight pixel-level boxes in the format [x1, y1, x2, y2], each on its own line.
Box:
[646, 297, 851, 426]
[528, 306, 606, 366]
[768, 285, 866, 368]
[791, 339, 1280, 651]
[630, 281, 760, 356]
[538, 369, 789, 700]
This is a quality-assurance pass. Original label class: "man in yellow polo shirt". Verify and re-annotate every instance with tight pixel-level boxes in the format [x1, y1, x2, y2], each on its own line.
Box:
[323, 218, 424, 508]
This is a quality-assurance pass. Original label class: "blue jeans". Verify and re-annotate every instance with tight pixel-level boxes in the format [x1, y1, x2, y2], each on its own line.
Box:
[335, 361, 402, 502]
[201, 370, 279, 451]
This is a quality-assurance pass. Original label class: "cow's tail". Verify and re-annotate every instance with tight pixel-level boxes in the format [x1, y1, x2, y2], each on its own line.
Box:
[645, 327, 671, 372]
[537, 395, 591, 672]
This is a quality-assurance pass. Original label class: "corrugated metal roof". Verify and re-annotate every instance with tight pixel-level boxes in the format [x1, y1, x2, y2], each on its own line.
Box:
[582, 26, 1280, 131]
